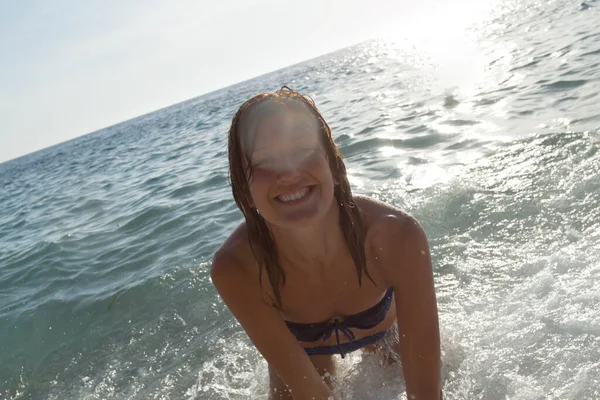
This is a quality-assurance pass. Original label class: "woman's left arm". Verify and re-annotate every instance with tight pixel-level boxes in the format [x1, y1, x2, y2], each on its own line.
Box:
[374, 213, 441, 400]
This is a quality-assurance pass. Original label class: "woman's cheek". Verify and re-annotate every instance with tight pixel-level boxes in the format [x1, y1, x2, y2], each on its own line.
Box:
[305, 153, 333, 180]
[249, 168, 275, 194]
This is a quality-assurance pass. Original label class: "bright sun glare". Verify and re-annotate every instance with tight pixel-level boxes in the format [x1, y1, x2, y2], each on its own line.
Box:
[380, 0, 502, 97]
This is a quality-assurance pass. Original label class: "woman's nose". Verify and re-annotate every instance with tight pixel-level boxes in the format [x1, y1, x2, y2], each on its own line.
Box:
[275, 158, 301, 184]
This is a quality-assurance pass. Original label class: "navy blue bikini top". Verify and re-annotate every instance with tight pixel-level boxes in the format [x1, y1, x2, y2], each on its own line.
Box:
[284, 287, 394, 345]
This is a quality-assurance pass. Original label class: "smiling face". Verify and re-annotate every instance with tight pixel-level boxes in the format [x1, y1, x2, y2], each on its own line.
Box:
[242, 101, 337, 229]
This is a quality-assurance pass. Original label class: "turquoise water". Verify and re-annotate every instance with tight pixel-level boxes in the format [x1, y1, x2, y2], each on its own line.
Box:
[1, 0, 600, 398]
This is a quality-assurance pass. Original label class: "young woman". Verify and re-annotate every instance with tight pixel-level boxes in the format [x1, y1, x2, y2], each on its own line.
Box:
[211, 87, 441, 400]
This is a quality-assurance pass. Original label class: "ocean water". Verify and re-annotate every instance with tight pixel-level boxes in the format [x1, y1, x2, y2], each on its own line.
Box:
[1, 0, 600, 398]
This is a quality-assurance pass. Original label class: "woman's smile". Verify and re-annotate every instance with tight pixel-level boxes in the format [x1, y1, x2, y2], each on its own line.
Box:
[275, 185, 316, 204]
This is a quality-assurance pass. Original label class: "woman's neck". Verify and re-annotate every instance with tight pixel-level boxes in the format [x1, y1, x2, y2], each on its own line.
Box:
[270, 201, 345, 269]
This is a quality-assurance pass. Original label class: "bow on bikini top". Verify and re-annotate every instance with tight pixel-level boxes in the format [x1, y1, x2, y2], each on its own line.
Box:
[284, 287, 394, 347]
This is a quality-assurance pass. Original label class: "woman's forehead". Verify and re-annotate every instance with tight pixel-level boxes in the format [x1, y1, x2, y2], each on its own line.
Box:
[242, 102, 319, 153]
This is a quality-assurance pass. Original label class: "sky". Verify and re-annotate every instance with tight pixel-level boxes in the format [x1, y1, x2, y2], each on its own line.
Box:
[0, 0, 471, 163]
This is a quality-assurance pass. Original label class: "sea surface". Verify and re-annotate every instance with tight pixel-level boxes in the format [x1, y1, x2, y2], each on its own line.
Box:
[1, 0, 600, 398]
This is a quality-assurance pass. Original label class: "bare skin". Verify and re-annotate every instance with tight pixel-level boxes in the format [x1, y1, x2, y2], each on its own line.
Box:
[211, 108, 441, 399]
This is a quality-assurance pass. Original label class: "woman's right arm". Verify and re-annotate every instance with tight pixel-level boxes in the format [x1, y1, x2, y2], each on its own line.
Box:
[211, 249, 335, 400]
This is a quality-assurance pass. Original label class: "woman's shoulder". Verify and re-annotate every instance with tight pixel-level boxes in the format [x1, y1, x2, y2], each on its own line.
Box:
[353, 195, 425, 245]
[354, 195, 430, 284]
[211, 222, 255, 279]
[210, 222, 278, 310]
[353, 195, 414, 224]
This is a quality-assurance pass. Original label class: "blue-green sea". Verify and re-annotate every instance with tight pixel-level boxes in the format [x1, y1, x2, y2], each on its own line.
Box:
[1, 0, 600, 398]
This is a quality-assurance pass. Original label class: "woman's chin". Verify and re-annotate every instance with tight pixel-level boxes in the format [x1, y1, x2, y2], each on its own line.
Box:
[267, 194, 338, 230]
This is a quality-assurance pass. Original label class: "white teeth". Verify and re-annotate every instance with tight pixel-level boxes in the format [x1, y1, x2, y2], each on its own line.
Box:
[278, 187, 310, 202]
